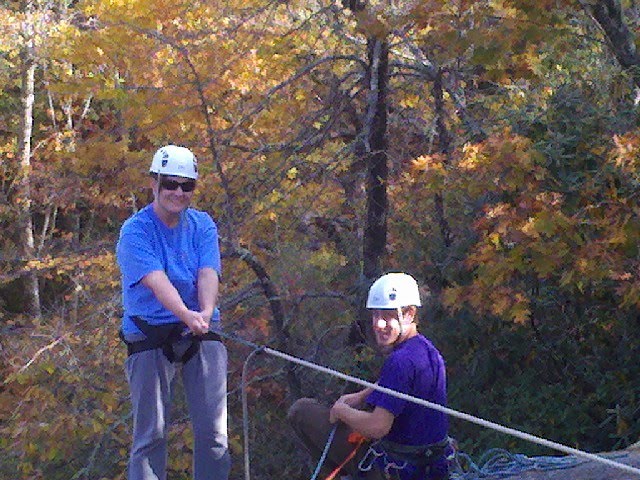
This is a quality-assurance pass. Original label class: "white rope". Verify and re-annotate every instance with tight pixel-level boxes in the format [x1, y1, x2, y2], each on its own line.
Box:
[241, 347, 264, 480]
[259, 344, 640, 477]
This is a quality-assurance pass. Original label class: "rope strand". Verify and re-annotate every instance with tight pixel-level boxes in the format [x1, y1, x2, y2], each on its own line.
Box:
[241, 346, 266, 480]
[311, 424, 337, 480]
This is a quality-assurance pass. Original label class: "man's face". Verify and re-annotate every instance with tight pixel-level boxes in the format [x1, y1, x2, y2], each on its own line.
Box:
[153, 175, 196, 215]
[371, 309, 402, 347]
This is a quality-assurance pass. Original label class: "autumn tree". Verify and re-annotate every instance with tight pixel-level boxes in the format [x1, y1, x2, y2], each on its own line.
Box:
[4, 1, 640, 479]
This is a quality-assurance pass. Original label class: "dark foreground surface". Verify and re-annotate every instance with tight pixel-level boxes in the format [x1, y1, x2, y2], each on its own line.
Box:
[488, 445, 640, 480]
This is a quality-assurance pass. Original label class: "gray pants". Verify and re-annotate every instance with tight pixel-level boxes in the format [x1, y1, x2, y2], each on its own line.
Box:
[125, 340, 231, 480]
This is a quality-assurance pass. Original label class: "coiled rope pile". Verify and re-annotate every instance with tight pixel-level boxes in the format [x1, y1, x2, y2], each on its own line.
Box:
[450, 448, 583, 478]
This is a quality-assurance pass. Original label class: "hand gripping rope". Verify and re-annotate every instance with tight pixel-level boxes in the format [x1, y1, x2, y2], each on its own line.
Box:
[227, 329, 640, 480]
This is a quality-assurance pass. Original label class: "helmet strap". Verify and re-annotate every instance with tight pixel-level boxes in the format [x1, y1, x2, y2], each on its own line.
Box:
[390, 306, 408, 346]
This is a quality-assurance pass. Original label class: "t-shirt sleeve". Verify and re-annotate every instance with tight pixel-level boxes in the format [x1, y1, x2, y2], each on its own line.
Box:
[366, 354, 412, 417]
[197, 214, 221, 275]
[116, 222, 163, 288]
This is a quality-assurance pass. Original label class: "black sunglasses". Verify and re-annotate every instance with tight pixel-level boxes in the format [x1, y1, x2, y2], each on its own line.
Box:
[159, 178, 196, 192]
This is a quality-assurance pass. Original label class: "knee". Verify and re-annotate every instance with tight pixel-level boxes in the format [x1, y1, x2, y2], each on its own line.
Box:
[132, 411, 167, 444]
[287, 397, 317, 423]
[132, 425, 167, 453]
[143, 423, 167, 443]
[193, 431, 229, 457]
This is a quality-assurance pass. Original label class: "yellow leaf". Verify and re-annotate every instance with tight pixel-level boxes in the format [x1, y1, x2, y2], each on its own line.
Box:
[400, 94, 419, 108]
[286, 167, 298, 180]
[488, 232, 501, 248]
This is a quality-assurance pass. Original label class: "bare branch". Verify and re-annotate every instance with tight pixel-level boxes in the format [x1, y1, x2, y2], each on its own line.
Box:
[227, 54, 368, 134]
[4, 334, 68, 384]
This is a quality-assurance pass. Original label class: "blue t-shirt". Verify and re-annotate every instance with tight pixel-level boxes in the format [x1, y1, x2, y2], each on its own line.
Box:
[116, 204, 221, 336]
[366, 334, 448, 446]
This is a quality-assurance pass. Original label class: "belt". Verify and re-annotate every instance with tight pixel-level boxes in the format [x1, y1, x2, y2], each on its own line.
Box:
[378, 437, 450, 465]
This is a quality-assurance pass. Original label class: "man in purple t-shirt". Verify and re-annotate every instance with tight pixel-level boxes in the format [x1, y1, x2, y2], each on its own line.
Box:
[288, 273, 450, 480]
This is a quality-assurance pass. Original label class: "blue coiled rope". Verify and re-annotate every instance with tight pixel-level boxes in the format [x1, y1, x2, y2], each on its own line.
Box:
[450, 448, 594, 479]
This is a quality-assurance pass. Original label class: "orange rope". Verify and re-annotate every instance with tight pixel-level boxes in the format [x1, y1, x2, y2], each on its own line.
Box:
[325, 432, 367, 480]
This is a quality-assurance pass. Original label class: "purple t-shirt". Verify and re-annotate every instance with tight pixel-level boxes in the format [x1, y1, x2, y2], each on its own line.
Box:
[366, 334, 448, 446]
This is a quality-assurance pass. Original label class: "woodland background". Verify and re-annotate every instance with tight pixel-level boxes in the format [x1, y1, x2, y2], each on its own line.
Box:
[3, 0, 640, 479]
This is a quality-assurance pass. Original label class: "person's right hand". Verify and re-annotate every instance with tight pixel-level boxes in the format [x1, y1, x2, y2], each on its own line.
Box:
[179, 310, 210, 335]
[337, 392, 363, 407]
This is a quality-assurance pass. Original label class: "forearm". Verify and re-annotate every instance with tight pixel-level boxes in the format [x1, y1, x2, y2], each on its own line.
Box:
[142, 270, 190, 320]
[198, 267, 219, 320]
[333, 405, 391, 440]
[142, 270, 210, 334]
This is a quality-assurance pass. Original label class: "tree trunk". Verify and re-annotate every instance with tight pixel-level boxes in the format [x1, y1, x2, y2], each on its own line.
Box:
[430, 68, 453, 295]
[362, 37, 389, 280]
[14, 3, 41, 319]
[585, 0, 640, 88]
[353, 36, 389, 346]
[226, 245, 301, 398]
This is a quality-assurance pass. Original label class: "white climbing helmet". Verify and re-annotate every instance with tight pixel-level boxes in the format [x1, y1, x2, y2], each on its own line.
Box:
[149, 145, 199, 180]
[366, 272, 422, 309]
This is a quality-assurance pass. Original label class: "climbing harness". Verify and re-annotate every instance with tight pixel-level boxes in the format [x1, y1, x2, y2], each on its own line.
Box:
[120, 316, 221, 363]
[377, 437, 451, 464]
[222, 329, 640, 479]
[358, 437, 452, 480]
[359, 444, 411, 479]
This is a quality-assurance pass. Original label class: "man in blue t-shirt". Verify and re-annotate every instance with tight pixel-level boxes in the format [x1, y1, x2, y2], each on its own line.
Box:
[117, 145, 230, 480]
[288, 273, 450, 480]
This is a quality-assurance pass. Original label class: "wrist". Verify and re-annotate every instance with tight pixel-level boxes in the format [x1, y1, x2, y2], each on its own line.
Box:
[201, 307, 214, 320]
[176, 306, 191, 323]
